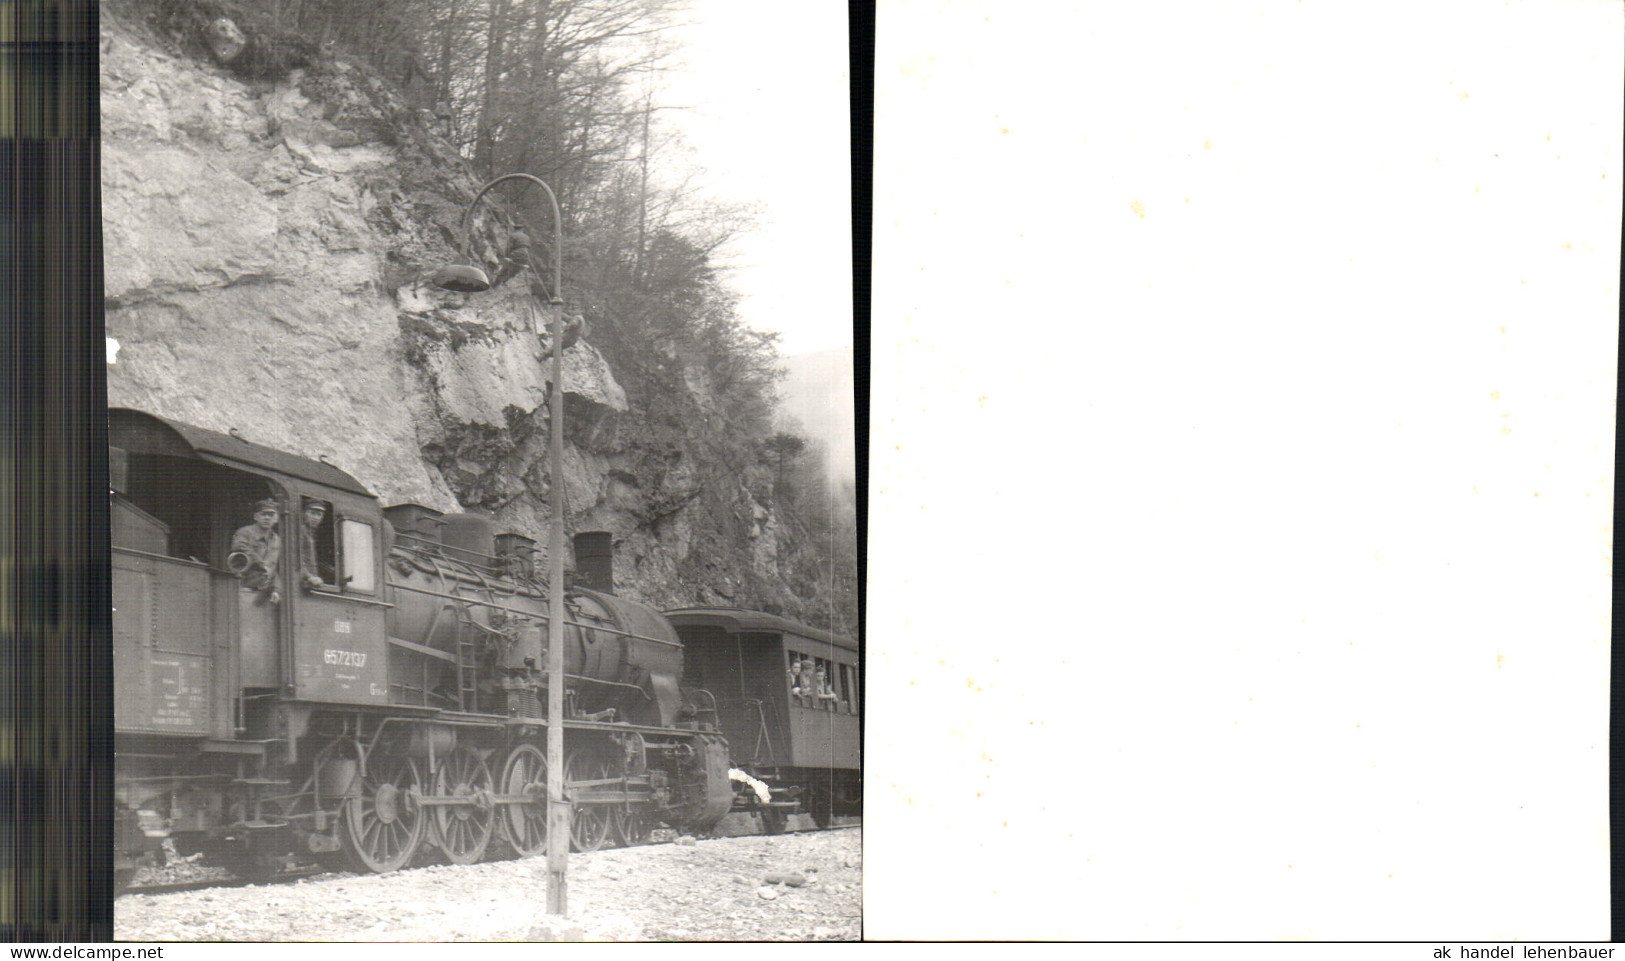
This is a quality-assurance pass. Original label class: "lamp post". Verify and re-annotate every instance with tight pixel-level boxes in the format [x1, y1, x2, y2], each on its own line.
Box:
[432, 172, 571, 916]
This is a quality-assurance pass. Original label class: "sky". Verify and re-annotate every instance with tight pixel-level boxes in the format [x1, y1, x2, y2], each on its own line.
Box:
[655, 0, 853, 357]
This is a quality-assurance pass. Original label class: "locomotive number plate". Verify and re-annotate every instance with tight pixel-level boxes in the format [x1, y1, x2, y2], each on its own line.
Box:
[323, 649, 367, 667]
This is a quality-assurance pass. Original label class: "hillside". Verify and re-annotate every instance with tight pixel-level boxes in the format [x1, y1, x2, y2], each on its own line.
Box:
[99, 2, 857, 635]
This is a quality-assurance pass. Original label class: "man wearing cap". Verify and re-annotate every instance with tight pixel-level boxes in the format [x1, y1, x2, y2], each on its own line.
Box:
[230, 498, 281, 603]
[298, 498, 332, 589]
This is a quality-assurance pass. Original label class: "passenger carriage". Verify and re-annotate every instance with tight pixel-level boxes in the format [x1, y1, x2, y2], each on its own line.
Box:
[664, 608, 861, 832]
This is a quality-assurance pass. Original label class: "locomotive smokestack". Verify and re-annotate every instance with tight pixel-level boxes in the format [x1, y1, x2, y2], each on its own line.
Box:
[573, 531, 614, 593]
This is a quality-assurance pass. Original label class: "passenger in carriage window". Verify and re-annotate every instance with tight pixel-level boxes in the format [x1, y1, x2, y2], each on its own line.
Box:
[298, 497, 335, 589]
[229, 498, 281, 604]
[798, 658, 817, 707]
[788, 653, 804, 702]
[814, 662, 838, 711]
[788, 654, 814, 707]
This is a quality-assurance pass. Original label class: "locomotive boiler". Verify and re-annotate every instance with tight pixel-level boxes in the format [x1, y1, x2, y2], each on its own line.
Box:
[111, 408, 733, 884]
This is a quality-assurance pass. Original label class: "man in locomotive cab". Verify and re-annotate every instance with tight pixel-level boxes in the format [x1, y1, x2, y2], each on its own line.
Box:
[297, 497, 336, 589]
[229, 497, 282, 604]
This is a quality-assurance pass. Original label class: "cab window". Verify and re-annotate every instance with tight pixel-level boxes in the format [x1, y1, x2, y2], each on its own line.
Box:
[340, 519, 376, 593]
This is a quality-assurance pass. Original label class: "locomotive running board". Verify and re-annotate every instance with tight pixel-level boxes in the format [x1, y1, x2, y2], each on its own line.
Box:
[386, 635, 458, 664]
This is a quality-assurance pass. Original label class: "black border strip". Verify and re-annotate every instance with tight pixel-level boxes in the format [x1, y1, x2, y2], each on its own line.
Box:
[0, 0, 110, 942]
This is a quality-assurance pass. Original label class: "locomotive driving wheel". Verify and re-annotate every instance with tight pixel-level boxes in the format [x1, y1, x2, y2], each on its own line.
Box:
[566, 749, 611, 853]
[432, 746, 494, 864]
[612, 807, 653, 848]
[496, 743, 548, 858]
[338, 752, 425, 873]
[608, 775, 652, 848]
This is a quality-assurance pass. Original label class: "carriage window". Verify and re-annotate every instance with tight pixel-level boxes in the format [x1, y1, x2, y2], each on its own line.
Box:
[340, 519, 376, 593]
[787, 650, 811, 706]
[810, 657, 838, 711]
[845, 663, 859, 715]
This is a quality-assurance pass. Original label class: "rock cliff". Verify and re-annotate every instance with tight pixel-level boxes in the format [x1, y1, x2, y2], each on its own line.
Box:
[100, 6, 854, 632]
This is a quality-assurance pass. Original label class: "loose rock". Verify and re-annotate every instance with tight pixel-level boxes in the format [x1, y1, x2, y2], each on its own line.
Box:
[527, 921, 587, 942]
[118, 824, 861, 941]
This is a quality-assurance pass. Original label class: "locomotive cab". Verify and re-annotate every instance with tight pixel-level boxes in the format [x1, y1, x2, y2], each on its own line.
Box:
[112, 408, 740, 883]
[111, 409, 390, 741]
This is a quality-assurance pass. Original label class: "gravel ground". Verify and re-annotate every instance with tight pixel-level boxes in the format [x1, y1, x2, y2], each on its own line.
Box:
[114, 822, 861, 942]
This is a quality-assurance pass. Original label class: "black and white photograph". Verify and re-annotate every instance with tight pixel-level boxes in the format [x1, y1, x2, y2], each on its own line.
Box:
[100, 0, 858, 941]
[10, 0, 1625, 946]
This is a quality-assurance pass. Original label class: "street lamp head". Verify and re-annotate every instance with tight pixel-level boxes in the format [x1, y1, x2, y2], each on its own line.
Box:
[439, 174, 562, 300]
[431, 262, 492, 293]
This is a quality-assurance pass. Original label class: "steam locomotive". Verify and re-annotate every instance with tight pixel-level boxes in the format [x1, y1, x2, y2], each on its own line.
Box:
[111, 407, 858, 885]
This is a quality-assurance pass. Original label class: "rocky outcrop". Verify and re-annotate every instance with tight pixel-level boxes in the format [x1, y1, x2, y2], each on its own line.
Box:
[100, 8, 849, 630]
[103, 18, 461, 508]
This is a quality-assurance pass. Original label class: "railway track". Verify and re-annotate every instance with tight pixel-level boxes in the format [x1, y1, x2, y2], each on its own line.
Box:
[124, 867, 328, 897]
[115, 821, 861, 941]
[121, 817, 860, 898]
